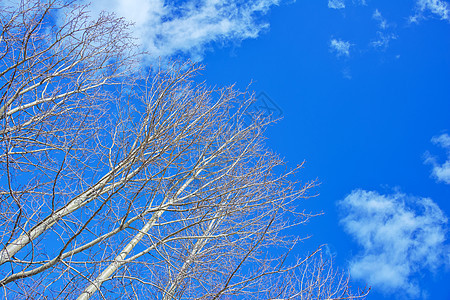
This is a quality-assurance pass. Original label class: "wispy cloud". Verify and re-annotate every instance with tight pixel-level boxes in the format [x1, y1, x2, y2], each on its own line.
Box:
[371, 32, 397, 49]
[342, 67, 352, 79]
[370, 9, 397, 50]
[328, 0, 368, 9]
[373, 9, 388, 29]
[329, 39, 351, 57]
[411, 0, 450, 23]
[425, 133, 450, 184]
[328, 0, 345, 9]
[339, 189, 448, 297]
[79, 0, 281, 60]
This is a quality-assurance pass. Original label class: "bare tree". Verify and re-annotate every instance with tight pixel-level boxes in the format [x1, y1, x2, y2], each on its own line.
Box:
[0, 1, 369, 299]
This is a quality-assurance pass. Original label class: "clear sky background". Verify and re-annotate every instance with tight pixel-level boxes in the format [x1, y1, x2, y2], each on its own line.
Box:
[85, 0, 450, 299]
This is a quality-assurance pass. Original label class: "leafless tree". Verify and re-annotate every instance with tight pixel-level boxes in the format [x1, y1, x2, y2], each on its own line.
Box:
[0, 1, 369, 299]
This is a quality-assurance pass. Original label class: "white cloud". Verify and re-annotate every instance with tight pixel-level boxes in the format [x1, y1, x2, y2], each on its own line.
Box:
[372, 9, 388, 29]
[371, 32, 397, 49]
[418, 0, 450, 19]
[328, 0, 345, 9]
[425, 133, 450, 184]
[412, 0, 450, 22]
[328, 0, 367, 9]
[79, 0, 281, 60]
[329, 39, 351, 57]
[370, 9, 397, 50]
[339, 189, 448, 297]
[342, 67, 352, 79]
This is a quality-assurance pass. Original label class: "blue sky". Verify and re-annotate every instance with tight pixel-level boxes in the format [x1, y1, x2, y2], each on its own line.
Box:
[85, 0, 450, 299]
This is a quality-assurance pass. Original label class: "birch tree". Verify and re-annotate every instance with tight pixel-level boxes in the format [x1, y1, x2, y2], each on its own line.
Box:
[0, 1, 368, 299]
